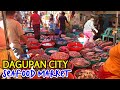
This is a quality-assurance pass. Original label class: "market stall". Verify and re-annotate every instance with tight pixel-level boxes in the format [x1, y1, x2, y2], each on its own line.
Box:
[20, 22, 115, 79]
[1, 11, 119, 79]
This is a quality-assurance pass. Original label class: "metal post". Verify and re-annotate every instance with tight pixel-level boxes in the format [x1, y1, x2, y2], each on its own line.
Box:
[114, 11, 119, 45]
[1, 11, 11, 61]
[2, 11, 14, 79]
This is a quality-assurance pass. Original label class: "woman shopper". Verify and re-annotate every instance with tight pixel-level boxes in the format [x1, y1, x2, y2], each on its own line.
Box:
[83, 15, 98, 43]
[54, 13, 59, 29]
[49, 14, 55, 32]
[30, 11, 43, 40]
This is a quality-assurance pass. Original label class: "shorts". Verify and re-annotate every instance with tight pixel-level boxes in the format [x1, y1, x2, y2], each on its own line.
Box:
[83, 31, 94, 38]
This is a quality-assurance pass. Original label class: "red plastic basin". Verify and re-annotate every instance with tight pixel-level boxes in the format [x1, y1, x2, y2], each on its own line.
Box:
[28, 38, 39, 44]
[41, 41, 55, 49]
[67, 42, 83, 52]
[28, 43, 41, 49]
[67, 62, 74, 70]
[26, 36, 35, 38]
[25, 33, 35, 38]
[20, 41, 25, 45]
[74, 69, 93, 79]
[68, 73, 74, 79]
[27, 49, 45, 59]
[50, 52, 69, 60]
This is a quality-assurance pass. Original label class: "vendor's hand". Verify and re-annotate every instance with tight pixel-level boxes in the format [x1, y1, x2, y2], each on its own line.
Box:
[92, 32, 95, 36]
[95, 30, 98, 33]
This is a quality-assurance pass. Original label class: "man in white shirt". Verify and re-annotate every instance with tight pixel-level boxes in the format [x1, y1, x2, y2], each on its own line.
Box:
[83, 15, 98, 42]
